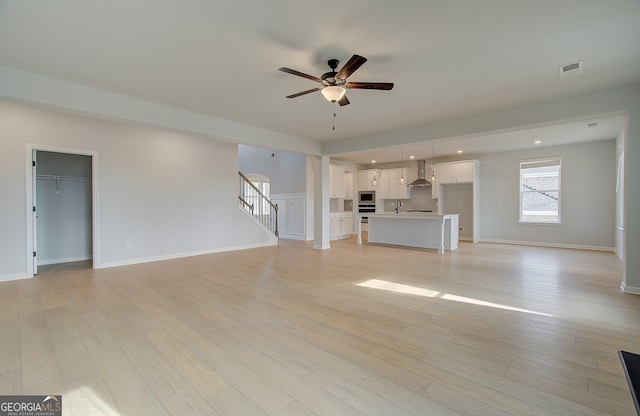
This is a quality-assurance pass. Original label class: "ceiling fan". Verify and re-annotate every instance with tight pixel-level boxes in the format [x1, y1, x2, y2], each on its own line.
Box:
[279, 54, 394, 106]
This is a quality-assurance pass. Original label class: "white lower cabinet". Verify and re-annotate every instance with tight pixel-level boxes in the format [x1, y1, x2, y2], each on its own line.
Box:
[341, 213, 353, 236]
[330, 212, 353, 240]
[330, 214, 341, 238]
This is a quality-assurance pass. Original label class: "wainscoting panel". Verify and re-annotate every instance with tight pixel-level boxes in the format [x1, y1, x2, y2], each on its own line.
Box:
[271, 193, 306, 240]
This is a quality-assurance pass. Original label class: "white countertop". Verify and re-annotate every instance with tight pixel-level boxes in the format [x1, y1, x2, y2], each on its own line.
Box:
[364, 212, 459, 219]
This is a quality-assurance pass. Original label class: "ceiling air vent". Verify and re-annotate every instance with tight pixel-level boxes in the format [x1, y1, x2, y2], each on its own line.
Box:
[559, 61, 583, 78]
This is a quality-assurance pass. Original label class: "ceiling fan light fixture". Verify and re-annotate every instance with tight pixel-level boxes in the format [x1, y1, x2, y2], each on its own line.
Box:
[321, 86, 347, 103]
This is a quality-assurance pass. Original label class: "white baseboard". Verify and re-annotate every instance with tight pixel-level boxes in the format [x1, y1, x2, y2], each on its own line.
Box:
[0, 272, 32, 283]
[96, 241, 278, 269]
[621, 282, 640, 295]
[313, 244, 331, 250]
[614, 248, 624, 261]
[479, 238, 615, 252]
[279, 233, 307, 241]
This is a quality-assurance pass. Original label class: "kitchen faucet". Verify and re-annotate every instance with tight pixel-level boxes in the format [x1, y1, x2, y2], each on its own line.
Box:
[394, 200, 403, 214]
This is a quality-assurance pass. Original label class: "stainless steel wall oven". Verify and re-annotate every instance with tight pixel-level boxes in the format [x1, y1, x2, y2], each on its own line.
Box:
[358, 191, 376, 224]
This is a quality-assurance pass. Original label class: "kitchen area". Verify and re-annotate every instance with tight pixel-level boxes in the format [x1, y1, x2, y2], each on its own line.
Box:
[329, 158, 479, 252]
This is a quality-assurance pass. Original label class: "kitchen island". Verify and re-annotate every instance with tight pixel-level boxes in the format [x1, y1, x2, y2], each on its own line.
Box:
[357, 213, 460, 253]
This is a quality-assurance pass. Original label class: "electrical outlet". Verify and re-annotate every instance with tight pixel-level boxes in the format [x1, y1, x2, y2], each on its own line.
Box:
[126, 241, 132, 249]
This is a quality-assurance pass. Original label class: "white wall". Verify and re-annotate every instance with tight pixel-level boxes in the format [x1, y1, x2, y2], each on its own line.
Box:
[237, 145, 307, 194]
[478, 139, 615, 249]
[441, 183, 474, 240]
[0, 101, 275, 280]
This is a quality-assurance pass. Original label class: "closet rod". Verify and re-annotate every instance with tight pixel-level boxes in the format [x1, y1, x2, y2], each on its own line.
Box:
[36, 174, 91, 193]
[36, 174, 91, 182]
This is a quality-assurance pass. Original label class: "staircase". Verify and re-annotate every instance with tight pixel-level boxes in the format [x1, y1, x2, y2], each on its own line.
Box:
[238, 171, 279, 240]
[522, 183, 559, 200]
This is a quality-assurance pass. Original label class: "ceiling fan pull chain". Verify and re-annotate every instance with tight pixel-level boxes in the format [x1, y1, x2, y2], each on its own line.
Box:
[333, 102, 336, 131]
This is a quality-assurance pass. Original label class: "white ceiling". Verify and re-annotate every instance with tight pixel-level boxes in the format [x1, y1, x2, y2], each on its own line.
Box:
[0, 1, 638, 161]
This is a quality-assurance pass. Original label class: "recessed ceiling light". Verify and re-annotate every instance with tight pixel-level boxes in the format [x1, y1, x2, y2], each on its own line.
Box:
[456, 150, 463, 154]
[534, 139, 542, 144]
[409, 155, 415, 159]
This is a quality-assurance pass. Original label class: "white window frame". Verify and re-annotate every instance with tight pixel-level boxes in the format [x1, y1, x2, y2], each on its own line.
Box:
[519, 157, 561, 224]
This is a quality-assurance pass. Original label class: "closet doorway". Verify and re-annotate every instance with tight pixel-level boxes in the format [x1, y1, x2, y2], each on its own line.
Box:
[31, 149, 95, 275]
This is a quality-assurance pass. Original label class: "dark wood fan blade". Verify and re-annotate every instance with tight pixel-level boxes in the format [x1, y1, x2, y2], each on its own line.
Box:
[338, 95, 350, 106]
[347, 82, 394, 90]
[285, 87, 321, 99]
[336, 55, 367, 80]
[279, 67, 322, 83]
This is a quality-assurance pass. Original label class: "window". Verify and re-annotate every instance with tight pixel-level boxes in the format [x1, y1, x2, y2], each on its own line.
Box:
[519, 157, 561, 223]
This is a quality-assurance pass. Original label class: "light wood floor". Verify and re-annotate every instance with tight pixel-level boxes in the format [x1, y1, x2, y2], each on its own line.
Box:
[1, 239, 639, 415]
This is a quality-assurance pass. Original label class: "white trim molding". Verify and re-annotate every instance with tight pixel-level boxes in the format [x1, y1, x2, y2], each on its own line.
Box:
[479, 238, 615, 252]
[96, 241, 278, 269]
[25, 143, 100, 278]
[621, 282, 640, 295]
[0, 273, 31, 283]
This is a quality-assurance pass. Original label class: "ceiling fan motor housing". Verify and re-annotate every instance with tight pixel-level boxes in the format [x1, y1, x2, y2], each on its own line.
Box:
[321, 59, 344, 85]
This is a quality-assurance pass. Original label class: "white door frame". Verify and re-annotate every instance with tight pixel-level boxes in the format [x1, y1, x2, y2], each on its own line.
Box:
[26, 144, 99, 276]
[32, 149, 37, 275]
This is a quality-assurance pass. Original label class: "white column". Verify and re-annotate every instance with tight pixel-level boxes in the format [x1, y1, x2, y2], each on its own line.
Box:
[313, 155, 331, 249]
[622, 107, 639, 294]
[305, 155, 315, 241]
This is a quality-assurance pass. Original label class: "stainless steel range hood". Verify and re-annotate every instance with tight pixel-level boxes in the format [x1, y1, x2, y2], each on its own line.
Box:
[408, 160, 431, 187]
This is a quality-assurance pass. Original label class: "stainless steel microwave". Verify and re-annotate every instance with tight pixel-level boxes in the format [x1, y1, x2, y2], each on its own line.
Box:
[358, 191, 375, 203]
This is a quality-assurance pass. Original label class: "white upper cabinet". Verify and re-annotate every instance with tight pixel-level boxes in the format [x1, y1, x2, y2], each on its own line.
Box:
[357, 169, 380, 191]
[380, 170, 393, 199]
[436, 161, 476, 184]
[397, 168, 411, 199]
[344, 172, 354, 200]
[330, 164, 346, 198]
[454, 162, 474, 182]
[380, 168, 410, 199]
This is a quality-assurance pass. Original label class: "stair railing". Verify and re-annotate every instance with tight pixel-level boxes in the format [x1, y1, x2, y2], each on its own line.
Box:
[238, 171, 278, 239]
[522, 183, 559, 201]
